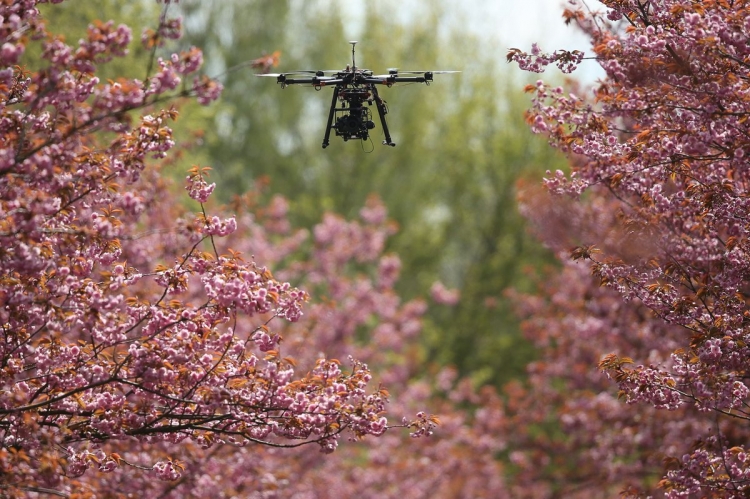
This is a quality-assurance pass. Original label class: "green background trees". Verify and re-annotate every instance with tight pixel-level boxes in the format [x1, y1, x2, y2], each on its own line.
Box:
[45, 0, 568, 386]
[175, 0, 567, 385]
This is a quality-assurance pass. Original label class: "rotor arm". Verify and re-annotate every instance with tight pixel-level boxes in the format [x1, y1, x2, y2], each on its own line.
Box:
[363, 72, 436, 85]
[276, 75, 345, 87]
[364, 76, 432, 86]
[394, 73, 432, 83]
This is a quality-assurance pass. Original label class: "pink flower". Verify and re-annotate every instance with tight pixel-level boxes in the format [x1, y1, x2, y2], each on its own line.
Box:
[429, 281, 460, 306]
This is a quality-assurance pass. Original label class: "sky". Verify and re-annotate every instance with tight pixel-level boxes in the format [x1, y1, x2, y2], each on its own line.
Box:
[339, 0, 606, 82]
[459, 0, 594, 51]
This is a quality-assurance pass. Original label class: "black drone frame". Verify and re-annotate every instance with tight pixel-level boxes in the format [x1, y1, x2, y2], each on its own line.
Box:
[258, 42, 457, 148]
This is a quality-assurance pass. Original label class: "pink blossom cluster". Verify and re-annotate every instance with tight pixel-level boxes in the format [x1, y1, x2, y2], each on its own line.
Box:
[193, 74, 223, 105]
[141, 10, 182, 49]
[510, 0, 750, 495]
[663, 442, 750, 496]
[507, 44, 584, 74]
[185, 166, 216, 202]
[56, 189, 507, 498]
[0, 2, 421, 496]
[429, 280, 460, 306]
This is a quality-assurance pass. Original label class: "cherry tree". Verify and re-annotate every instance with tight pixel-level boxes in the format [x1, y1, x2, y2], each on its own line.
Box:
[0, 2, 436, 496]
[509, 0, 750, 496]
[61, 189, 508, 498]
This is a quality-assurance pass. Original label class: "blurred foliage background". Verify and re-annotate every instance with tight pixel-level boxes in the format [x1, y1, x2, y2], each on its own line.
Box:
[40, 0, 568, 387]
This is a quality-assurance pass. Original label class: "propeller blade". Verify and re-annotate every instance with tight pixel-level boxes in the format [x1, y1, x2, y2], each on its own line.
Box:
[291, 70, 343, 74]
[391, 70, 461, 74]
[256, 70, 342, 77]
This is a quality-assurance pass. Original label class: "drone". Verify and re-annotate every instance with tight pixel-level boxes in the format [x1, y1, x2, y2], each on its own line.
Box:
[257, 41, 458, 148]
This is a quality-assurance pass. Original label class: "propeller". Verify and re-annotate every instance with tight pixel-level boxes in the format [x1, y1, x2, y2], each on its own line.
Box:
[389, 70, 461, 74]
[290, 70, 344, 74]
[255, 72, 338, 79]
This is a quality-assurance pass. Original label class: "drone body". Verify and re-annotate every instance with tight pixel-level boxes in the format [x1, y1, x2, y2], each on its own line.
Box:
[257, 42, 458, 148]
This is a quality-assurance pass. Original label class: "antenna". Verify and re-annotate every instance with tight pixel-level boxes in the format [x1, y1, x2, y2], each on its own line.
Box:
[349, 40, 357, 72]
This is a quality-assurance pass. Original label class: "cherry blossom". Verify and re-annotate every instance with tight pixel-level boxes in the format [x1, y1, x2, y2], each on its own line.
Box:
[0, 2, 435, 496]
[511, 0, 750, 495]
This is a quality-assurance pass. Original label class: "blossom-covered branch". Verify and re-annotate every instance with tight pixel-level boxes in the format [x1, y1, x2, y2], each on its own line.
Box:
[511, 0, 750, 495]
[0, 2, 436, 495]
